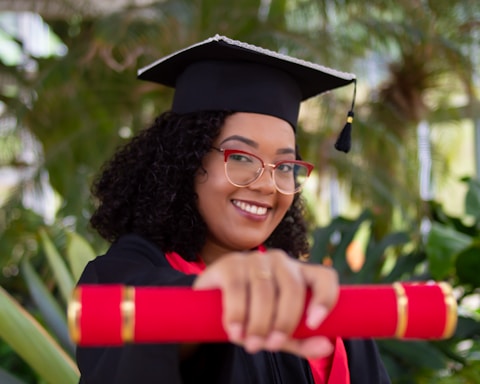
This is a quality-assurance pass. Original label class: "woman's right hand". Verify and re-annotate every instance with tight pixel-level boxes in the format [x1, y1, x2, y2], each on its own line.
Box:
[193, 248, 339, 358]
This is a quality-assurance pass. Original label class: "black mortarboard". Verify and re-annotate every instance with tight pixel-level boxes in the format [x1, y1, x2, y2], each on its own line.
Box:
[137, 35, 356, 152]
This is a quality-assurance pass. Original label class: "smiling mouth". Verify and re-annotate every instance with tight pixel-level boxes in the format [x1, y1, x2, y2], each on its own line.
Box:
[232, 200, 268, 216]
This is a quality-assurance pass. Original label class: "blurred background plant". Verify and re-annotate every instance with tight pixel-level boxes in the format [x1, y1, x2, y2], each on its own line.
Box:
[310, 177, 480, 383]
[0, 0, 479, 382]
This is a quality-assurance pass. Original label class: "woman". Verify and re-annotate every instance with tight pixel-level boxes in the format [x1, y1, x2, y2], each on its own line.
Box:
[76, 35, 390, 383]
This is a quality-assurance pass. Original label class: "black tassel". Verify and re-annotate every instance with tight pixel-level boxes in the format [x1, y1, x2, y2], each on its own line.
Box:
[334, 79, 356, 154]
[334, 111, 353, 153]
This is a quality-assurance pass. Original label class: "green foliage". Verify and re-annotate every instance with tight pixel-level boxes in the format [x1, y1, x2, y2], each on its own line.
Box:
[0, 227, 95, 383]
[0, 341, 36, 384]
[0, 285, 78, 383]
[426, 223, 471, 280]
[427, 177, 480, 291]
[310, 178, 480, 382]
[1, 0, 479, 382]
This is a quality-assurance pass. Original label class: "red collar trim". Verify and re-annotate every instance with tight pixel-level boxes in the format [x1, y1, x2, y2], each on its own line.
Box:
[308, 337, 350, 383]
[165, 252, 206, 274]
[165, 245, 267, 274]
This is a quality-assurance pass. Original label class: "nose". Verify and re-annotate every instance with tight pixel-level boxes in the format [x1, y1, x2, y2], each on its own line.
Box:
[249, 165, 276, 194]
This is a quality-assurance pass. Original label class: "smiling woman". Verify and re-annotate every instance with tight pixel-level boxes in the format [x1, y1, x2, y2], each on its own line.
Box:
[76, 35, 390, 384]
[195, 113, 298, 260]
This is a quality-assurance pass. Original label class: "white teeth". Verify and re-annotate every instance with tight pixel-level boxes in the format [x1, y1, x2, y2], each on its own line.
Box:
[233, 200, 268, 215]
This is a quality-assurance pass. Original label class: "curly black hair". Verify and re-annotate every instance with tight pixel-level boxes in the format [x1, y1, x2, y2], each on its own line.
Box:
[90, 111, 310, 261]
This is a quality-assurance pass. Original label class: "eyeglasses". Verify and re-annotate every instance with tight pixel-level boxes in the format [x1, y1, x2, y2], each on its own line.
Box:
[212, 147, 314, 195]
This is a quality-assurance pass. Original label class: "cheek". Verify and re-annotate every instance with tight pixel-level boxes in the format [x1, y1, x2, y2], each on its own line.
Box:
[195, 153, 224, 185]
[194, 163, 231, 212]
[195, 162, 228, 194]
[277, 196, 295, 222]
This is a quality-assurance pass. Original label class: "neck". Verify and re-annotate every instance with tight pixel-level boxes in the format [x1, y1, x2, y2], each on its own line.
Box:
[199, 243, 231, 265]
[199, 241, 265, 265]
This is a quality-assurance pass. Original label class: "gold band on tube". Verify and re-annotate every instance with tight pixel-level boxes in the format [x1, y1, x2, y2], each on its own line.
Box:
[121, 286, 135, 343]
[393, 283, 408, 338]
[67, 288, 81, 344]
[438, 282, 457, 338]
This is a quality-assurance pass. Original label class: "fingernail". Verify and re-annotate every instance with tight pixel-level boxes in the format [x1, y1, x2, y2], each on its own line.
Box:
[306, 305, 328, 329]
[265, 331, 287, 350]
[226, 323, 243, 343]
[244, 335, 264, 353]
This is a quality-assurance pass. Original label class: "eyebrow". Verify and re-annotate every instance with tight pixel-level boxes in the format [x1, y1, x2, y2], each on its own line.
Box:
[219, 135, 296, 155]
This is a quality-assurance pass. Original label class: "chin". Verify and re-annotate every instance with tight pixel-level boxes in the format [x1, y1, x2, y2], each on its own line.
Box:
[236, 235, 271, 251]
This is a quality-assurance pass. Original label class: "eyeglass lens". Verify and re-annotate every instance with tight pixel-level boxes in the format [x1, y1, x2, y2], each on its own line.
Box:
[225, 152, 309, 193]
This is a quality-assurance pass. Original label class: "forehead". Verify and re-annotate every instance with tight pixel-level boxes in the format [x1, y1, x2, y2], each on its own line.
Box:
[217, 113, 296, 149]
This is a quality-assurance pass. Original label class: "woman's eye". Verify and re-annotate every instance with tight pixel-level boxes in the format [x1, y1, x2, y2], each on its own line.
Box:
[277, 163, 294, 173]
[229, 153, 253, 162]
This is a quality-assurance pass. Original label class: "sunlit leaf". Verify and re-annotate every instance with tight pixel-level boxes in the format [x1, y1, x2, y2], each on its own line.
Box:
[21, 259, 74, 355]
[352, 231, 410, 283]
[65, 231, 96, 282]
[38, 228, 74, 304]
[0, 286, 79, 383]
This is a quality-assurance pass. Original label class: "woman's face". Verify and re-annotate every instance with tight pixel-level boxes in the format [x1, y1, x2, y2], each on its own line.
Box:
[195, 112, 296, 262]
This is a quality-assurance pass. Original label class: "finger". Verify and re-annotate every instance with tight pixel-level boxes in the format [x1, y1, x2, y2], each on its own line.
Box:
[301, 265, 339, 329]
[244, 252, 276, 353]
[265, 256, 305, 350]
[281, 336, 334, 359]
[222, 270, 249, 343]
[193, 255, 248, 343]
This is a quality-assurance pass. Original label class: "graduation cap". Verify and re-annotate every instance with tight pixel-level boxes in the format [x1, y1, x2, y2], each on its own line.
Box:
[137, 34, 357, 153]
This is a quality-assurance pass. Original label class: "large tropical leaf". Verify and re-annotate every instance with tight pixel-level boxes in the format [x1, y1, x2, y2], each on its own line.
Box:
[455, 244, 480, 287]
[21, 258, 74, 355]
[0, 286, 79, 384]
[378, 339, 447, 381]
[426, 223, 472, 280]
[38, 228, 74, 304]
[65, 231, 96, 282]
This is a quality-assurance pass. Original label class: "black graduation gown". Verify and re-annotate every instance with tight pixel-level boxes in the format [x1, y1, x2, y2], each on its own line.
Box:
[76, 234, 391, 384]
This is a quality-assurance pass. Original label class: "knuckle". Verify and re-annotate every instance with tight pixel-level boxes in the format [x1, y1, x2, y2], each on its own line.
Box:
[326, 266, 339, 286]
[247, 322, 270, 337]
[261, 248, 288, 262]
[224, 275, 247, 293]
[274, 317, 297, 334]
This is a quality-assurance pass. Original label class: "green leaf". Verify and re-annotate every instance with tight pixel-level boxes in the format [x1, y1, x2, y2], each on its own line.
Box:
[0, 286, 79, 383]
[453, 316, 480, 340]
[38, 228, 74, 304]
[455, 245, 480, 287]
[354, 231, 410, 283]
[384, 250, 425, 283]
[65, 231, 96, 282]
[310, 224, 338, 263]
[378, 340, 446, 370]
[465, 178, 480, 221]
[21, 259, 74, 356]
[426, 223, 471, 280]
[330, 210, 372, 278]
[0, 368, 27, 384]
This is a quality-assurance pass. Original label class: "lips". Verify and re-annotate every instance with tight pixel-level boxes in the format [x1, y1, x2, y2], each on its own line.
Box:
[232, 200, 269, 216]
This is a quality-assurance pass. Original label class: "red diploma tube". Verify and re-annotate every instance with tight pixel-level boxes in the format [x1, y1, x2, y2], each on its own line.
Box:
[68, 283, 457, 346]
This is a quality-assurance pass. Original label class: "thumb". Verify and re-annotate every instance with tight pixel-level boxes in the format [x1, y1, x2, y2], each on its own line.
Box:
[301, 266, 339, 329]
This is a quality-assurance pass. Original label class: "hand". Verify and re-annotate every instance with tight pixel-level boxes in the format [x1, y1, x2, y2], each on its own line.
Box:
[193, 249, 339, 358]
